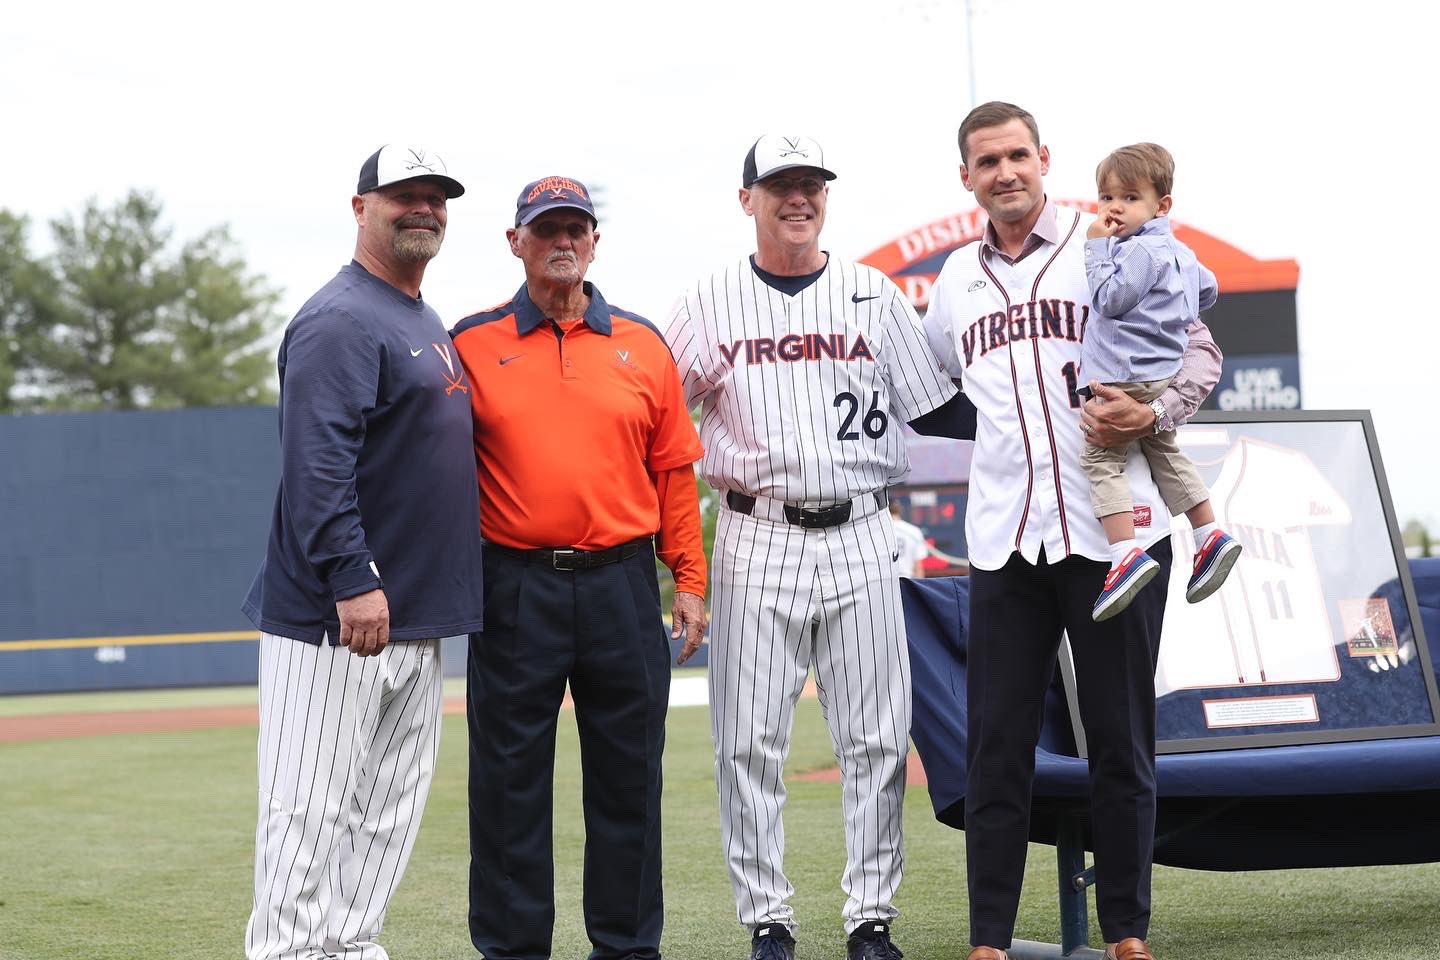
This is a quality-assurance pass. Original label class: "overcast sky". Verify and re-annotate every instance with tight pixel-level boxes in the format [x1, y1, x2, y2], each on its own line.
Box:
[4, 0, 1435, 529]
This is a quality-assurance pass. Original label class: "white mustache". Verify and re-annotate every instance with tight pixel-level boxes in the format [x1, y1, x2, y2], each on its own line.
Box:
[548, 251, 577, 263]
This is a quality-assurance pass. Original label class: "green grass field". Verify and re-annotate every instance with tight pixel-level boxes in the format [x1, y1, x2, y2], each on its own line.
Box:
[2, 679, 1437, 959]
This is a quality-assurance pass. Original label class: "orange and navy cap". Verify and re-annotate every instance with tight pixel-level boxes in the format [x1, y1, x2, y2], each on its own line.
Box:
[742, 135, 838, 188]
[515, 176, 597, 226]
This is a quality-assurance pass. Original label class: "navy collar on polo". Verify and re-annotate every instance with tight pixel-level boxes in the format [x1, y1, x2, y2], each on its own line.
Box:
[511, 281, 613, 337]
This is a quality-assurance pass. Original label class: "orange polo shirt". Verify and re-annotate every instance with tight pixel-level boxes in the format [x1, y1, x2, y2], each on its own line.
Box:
[451, 282, 705, 593]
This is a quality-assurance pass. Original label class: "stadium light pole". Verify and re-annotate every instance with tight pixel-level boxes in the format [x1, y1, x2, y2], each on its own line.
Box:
[965, 0, 977, 108]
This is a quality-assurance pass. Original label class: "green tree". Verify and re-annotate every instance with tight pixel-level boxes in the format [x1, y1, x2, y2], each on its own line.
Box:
[4, 191, 280, 410]
[656, 408, 721, 621]
[1402, 519, 1434, 559]
[0, 211, 43, 414]
[658, 475, 720, 619]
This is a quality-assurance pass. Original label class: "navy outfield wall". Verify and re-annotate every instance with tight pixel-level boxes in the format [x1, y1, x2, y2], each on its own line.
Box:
[0, 407, 281, 693]
[0, 407, 705, 695]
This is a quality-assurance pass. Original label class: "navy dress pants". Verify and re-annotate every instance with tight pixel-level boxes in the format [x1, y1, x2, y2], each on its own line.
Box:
[467, 543, 671, 960]
[965, 540, 1172, 948]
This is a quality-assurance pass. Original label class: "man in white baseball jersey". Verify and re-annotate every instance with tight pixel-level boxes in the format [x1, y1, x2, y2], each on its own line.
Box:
[665, 135, 964, 960]
[890, 501, 930, 578]
[921, 103, 1221, 960]
[240, 145, 484, 960]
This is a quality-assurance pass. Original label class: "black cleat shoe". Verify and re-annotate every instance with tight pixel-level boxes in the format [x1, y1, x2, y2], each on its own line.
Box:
[848, 921, 903, 960]
[750, 922, 796, 960]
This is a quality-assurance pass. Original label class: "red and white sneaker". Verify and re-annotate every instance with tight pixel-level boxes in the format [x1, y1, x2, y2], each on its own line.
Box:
[1093, 548, 1160, 622]
[1187, 530, 1243, 603]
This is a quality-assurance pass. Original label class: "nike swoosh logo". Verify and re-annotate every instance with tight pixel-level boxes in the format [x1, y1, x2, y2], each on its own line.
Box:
[891, 550, 900, 562]
[409, 347, 424, 357]
[852, 293, 880, 303]
[498, 354, 524, 365]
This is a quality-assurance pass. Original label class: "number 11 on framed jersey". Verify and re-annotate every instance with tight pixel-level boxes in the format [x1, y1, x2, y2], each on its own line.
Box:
[1150, 410, 1440, 753]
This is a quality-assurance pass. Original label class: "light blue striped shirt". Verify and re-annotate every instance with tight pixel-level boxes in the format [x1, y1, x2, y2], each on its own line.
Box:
[1081, 215, 1218, 385]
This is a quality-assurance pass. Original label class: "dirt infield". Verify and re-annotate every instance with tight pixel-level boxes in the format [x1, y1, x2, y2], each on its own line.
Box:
[793, 752, 930, 787]
[0, 680, 928, 787]
[0, 697, 469, 744]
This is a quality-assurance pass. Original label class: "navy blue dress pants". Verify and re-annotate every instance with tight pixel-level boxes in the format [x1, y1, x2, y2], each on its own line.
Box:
[965, 539, 1172, 948]
[467, 543, 671, 960]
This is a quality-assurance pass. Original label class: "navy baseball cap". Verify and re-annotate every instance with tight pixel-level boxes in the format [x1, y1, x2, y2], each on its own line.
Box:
[742, 135, 837, 188]
[357, 144, 465, 198]
[515, 176, 597, 227]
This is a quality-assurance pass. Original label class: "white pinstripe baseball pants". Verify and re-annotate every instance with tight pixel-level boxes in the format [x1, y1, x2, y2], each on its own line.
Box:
[246, 633, 443, 960]
[709, 505, 909, 936]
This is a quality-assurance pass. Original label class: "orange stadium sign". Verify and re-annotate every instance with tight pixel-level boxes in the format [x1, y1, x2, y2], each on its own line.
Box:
[858, 202, 1299, 310]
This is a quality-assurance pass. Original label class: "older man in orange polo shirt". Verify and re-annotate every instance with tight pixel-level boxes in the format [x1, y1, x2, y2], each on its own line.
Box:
[450, 176, 707, 960]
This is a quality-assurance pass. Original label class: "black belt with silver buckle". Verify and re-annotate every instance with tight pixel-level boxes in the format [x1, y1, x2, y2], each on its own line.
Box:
[485, 537, 651, 571]
[725, 490, 887, 530]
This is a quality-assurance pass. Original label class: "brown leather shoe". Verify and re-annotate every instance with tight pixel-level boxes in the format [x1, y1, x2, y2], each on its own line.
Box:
[966, 949, 1008, 960]
[1104, 938, 1155, 960]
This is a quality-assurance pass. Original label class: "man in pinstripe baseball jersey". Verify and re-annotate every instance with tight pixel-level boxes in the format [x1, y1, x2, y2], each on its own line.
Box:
[240, 145, 484, 960]
[665, 135, 969, 960]
[922, 103, 1222, 960]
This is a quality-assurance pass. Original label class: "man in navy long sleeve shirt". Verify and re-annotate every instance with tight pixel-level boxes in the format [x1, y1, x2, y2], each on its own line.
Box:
[241, 144, 484, 960]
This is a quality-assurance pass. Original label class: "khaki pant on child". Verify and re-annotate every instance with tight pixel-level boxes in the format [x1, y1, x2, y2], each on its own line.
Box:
[1082, 377, 1209, 519]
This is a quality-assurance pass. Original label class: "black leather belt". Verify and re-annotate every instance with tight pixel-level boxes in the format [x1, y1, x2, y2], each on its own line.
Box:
[485, 537, 651, 570]
[725, 490, 887, 530]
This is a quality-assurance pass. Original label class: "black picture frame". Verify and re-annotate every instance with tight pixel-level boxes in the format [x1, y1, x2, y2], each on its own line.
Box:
[1059, 410, 1440, 755]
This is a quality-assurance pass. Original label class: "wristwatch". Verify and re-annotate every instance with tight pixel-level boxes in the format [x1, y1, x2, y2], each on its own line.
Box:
[1149, 397, 1175, 434]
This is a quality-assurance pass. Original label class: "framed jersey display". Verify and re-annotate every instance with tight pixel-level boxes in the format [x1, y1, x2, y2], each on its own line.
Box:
[1061, 410, 1440, 755]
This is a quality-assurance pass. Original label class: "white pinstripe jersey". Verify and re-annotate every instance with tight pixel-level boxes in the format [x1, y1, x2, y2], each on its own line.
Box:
[665, 256, 957, 503]
[923, 205, 1174, 571]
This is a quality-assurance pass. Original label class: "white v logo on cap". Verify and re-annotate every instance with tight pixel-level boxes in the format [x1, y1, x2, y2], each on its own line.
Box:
[357, 144, 465, 198]
[742, 134, 838, 187]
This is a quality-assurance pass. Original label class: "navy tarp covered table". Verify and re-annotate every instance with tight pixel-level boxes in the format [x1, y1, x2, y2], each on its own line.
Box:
[905, 557, 1440, 872]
